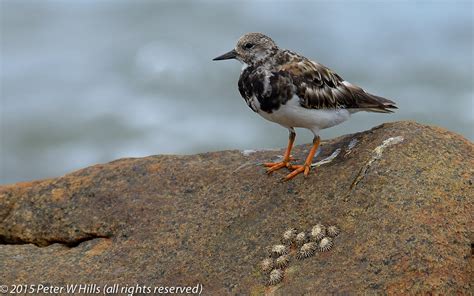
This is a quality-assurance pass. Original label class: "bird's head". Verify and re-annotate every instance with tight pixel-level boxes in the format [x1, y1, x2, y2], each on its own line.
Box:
[213, 32, 278, 65]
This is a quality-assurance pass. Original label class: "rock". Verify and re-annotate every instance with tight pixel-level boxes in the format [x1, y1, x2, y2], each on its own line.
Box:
[0, 121, 472, 294]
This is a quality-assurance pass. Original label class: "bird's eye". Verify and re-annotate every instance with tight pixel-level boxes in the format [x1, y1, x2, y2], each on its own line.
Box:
[244, 43, 254, 49]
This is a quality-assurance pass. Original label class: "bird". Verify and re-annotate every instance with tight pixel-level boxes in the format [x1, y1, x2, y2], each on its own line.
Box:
[213, 32, 397, 181]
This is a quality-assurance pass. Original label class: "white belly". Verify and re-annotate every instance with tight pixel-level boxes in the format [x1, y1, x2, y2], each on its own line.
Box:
[255, 95, 351, 134]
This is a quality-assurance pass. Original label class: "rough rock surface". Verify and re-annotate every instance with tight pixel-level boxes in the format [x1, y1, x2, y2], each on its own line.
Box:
[0, 121, 472, 295]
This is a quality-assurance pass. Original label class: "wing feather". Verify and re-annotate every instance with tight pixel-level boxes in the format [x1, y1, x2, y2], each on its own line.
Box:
[278, 57, 397, 112]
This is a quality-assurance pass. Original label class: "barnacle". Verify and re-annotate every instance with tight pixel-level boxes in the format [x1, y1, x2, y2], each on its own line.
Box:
[310, 223, 326, 241]
[295, 231, 307, 247]
[267, 269, 284, 286]
[296, 242, 317, 259]
[327, 225, 340, 237]
[260, 258, 274, 274]
[318, 237, 333, 252]
[269, 244, 289, 257]
[275, 254, 290, 269]
[282, 228, 298, 245]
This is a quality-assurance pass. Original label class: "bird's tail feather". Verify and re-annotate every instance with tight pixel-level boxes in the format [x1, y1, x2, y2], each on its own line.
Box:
[358, 92, 398, 113]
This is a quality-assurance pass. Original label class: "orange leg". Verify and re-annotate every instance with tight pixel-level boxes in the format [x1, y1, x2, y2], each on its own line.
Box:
[283, 136, 320, 181]
[264, 130, 296, 174]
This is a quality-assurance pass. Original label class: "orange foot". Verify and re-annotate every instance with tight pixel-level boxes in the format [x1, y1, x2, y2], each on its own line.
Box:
[263, 157, 295, 174]
[264, 131, 296, 175]
[283, 164, 311, 181]
[281, 136, 320, 182]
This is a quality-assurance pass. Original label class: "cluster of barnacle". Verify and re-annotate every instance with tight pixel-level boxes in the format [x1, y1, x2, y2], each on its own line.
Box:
[260, 223, 340, 286]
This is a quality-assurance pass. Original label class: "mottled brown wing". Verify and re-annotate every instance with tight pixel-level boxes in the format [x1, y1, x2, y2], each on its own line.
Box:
[279, 59, 397, 112]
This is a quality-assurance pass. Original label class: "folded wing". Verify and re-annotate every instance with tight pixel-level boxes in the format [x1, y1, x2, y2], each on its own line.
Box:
[279, 59, 397, 113]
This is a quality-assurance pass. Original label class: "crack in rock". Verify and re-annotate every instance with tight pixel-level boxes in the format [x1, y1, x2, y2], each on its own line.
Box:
[350, 136, 404, 190]
[0, 233, 110, 248]
[344, 138, 359, 156]
[311, 148, 341, 167]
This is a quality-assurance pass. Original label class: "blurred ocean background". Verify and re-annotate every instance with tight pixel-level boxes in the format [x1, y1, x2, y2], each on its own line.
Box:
[1, 0, 473, 184]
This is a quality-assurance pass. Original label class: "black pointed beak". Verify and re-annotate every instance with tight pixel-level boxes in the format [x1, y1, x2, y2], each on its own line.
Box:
[213, 49, 237, 61]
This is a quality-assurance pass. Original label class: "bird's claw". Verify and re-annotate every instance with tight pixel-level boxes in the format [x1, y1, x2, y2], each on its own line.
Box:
[264, 160, 293, 174]
[282, 164, 311, 181]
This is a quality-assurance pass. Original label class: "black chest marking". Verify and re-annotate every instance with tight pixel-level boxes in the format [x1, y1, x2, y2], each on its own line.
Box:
[238, 66, 294, 113]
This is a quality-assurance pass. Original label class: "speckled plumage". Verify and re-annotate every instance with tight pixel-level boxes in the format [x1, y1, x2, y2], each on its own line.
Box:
[215, 33, 396, 131]
[238, 51, 397, 116]
[214, 32, 397, 180]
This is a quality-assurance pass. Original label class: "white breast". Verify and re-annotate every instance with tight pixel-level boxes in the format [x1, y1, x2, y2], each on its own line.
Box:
[256, 95, 351, 135]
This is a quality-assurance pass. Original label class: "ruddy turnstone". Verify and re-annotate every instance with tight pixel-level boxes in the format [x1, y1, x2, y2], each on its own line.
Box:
[213, 33, 397, 181]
